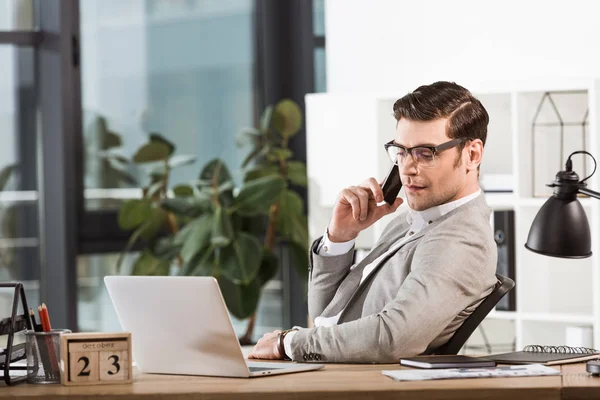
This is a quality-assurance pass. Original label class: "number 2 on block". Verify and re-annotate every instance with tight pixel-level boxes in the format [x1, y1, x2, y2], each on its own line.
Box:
[69, 352, 98, 382]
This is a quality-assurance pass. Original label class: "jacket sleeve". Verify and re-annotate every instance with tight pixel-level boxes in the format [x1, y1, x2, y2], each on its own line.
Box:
[291, 226, 496, 363]
[307, 237, 355, 320]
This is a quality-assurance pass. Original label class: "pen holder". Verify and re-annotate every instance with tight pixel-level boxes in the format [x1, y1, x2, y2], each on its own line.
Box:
[25, 329, 71, 384]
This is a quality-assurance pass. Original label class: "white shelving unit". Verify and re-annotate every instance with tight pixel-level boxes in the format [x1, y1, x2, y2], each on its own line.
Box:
[306, 78, 600, 351]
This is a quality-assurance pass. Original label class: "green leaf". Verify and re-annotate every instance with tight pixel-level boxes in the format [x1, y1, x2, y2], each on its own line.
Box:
[180, 215, 213, 264]
[257, 248, 279, 287]
[260, 105, 274, 132]
[161, 194, 211, 217]
[279, 189, 304, 218]
[139, 207, 167, 241]
[199, 159, 232, 186]
[131, 249, 171, 276]
[182, 246, 215, 276]
[280, 212, 309, 249]
[233, 175, 286, 216]
[152, 237, 180, 262]
[211, 206, 233, 247]
[133, 142, 171, 163]
[0, 164, 15, 191]
[116, 224, 146, 273]
[244, 165, 279, 182]
[286, 161, 307, 187]
[103, 133, 122, 151]
[145, 181, 164, 198]
[200, 159, 234, 207]
[272, 99, 302, 138]
[267, 147, 293, 162]
[118, 199, 152, 230]
[173, 184, 194, 197]
[241, 146, 262, 169]
[217, 276, 261, 320]
[169, 154, 196, 168]
[149, 133, 175, 156]
[219, 232, 263, 284]
[287, 240, 309, 281]
[105, 161, 138, 186]
[218, 181, 234, 193]
[236, 128, 262, 147]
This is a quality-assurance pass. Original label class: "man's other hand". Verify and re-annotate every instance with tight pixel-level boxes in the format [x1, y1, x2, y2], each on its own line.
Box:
[247, 330, 282, 360]
[328, 177, 403, 242]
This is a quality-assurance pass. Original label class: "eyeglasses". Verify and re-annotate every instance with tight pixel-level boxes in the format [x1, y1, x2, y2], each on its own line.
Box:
[384, 138, 469, 168]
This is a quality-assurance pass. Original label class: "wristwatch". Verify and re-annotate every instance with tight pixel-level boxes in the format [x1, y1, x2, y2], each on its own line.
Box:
[277, 328, 298, 361]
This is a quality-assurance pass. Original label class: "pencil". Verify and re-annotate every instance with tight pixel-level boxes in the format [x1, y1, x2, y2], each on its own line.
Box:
[39, 303, 58, 379]
[40, 303, 52, 332]
[29, 308, 41, 332]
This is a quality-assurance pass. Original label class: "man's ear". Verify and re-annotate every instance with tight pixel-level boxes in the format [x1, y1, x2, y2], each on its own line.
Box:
[466, 139, 484, 171]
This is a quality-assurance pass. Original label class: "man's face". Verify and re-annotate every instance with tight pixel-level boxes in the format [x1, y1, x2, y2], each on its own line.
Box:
[394, 118, 469, 211]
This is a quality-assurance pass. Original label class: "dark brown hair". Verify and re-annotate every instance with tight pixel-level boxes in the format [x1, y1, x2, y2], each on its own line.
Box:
[392, 81, 489, 148]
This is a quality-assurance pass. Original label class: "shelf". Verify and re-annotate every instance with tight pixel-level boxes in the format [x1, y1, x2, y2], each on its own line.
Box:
[517, 197, 594, 208]
[519, 312, 594, 324]
[486, 310, 518, 320]
[483, 193, 516, 210]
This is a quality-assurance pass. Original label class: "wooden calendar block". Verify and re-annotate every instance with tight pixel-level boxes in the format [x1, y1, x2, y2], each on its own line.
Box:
[60, 332, 132, 386]
[68, 350, 99, 383]
[99, 350, 128, 381]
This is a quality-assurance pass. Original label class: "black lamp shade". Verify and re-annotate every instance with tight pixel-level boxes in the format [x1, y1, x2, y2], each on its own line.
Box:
[525, 196, 592, 258]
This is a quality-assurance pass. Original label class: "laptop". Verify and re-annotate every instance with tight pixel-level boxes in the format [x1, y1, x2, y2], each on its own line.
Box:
[104, 276, 324, 378]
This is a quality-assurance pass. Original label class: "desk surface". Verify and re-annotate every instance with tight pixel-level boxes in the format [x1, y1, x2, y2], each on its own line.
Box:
[0, 362, 568, 400]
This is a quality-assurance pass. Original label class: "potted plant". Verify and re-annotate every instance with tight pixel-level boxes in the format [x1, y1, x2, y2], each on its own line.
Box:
[109, 99, 308, 344]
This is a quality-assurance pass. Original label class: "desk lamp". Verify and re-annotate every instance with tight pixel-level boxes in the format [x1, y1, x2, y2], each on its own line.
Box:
[524, 150, 600, 375]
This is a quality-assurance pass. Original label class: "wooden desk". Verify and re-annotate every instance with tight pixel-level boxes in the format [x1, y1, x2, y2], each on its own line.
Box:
[561, 363, 600, 400]
[0, 363, 563, 400]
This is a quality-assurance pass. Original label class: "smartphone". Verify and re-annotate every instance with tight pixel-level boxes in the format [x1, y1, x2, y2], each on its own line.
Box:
[381, 164, 402, 205]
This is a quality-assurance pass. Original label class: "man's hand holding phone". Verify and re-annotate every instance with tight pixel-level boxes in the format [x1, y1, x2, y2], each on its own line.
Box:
[327, 175, 403, 243]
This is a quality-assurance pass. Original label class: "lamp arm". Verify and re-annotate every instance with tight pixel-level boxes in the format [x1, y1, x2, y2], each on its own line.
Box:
[578, 187, 600, 200]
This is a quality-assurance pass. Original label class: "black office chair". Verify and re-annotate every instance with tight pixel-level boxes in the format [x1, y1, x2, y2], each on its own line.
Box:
[434, 273, 515, 355]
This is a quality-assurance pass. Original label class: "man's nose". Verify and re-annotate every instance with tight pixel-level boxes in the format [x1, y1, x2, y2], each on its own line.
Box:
[399, 154, 418, 175]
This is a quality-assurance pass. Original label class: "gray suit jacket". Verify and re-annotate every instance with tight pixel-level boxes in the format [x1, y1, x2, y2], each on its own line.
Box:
[289, 193, 498, 363]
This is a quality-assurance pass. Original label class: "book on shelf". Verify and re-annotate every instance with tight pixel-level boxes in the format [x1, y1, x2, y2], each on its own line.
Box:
[483, 345, 600, 366]
[400, 355, 496, 369]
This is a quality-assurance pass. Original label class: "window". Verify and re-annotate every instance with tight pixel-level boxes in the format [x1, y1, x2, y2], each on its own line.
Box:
[0, 44, 40, 310]
[80, 0, 255, 211]
[313, 0, 326, 93]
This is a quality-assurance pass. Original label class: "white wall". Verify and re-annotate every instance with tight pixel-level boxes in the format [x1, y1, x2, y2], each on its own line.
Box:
[326, 0, 600, 93]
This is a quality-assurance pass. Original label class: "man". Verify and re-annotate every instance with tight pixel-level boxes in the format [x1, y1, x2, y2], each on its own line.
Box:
[248, 81, 498, 363]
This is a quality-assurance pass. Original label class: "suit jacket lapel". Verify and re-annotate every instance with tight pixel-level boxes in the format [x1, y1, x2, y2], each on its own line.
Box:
[318, 234, 399, 317]
[335, 229, 428, 322]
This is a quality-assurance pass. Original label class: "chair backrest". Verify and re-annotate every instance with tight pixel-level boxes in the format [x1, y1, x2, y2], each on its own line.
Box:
[434, 273, 515, 355]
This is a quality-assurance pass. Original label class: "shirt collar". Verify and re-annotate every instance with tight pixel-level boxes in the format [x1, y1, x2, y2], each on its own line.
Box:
[406, 189, 482, 226]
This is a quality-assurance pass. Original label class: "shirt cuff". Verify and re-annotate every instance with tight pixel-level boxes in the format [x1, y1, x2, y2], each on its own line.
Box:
[317, 230, 355, 256]
[283, 331, 297, 359]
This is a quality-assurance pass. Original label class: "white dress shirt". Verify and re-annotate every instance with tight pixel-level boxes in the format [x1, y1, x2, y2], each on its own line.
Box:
[283, 190, 482, 358]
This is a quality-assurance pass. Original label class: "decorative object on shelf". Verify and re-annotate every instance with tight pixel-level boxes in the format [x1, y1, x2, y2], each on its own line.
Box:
[531, 91, 588, 197]
[111, 99, 308, 345]
[493, 210, 516, 311]
[525, 150, 597, 258]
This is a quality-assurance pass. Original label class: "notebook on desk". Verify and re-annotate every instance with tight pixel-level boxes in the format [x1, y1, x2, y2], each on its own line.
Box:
[483, 345, 600, 366]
